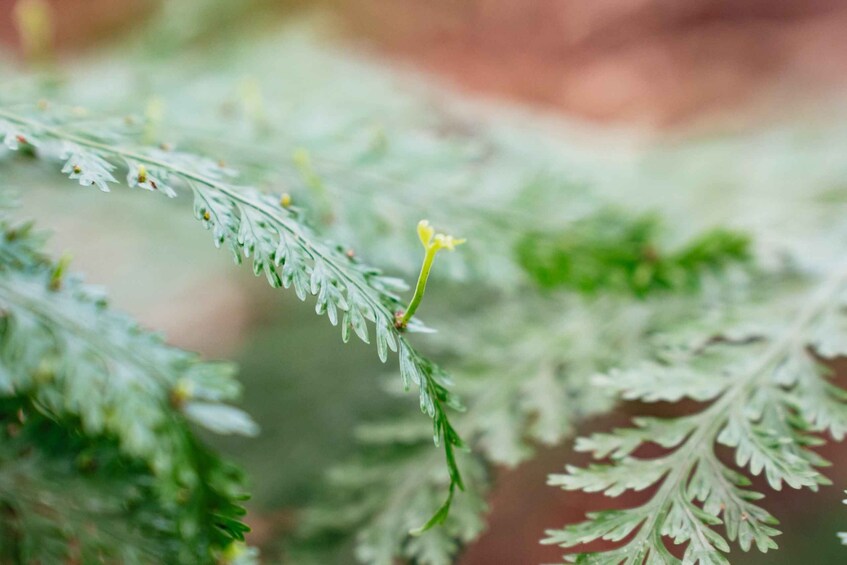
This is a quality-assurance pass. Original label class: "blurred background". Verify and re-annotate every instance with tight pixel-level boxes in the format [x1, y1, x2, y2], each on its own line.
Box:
[2, 1, 847, 563]
[4, 0, 847, 125]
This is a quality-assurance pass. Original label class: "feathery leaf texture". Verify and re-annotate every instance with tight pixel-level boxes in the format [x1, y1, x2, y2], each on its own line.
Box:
[294, 440, 488, 565]
[2, 14, 847, 564]
[0, 104, 466, 523]
[0, 210, 256, 563]
[296, 296, 671, 563]
[544, 265, 847, 564]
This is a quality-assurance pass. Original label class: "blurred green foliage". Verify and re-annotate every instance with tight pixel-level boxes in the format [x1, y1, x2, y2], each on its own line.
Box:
[516, 208, 750, 297]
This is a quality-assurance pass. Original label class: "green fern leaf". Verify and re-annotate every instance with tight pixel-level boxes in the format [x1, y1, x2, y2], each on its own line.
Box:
[545, 267, 847, 563]
[0, 208, 256, 562]
[0, 104, 466, 524]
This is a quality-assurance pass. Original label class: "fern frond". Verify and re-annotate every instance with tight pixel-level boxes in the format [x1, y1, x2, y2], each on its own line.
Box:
[0, 103, 466, 523]
[0, 209, 256, 562]
[544, 265, 847, 563]
[295, 438, 488, 565]
[6, 18, 842, 563]
[0, 411, 158, 563]
[296, 293, 712, 563]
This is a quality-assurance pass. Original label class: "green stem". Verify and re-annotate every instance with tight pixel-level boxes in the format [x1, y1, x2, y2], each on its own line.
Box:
[402, 246, 437, 325]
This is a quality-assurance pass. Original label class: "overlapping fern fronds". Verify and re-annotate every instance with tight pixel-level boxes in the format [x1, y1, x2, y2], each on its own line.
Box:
[6, 8, 847, 563]
[544, 263, 847, 563]
[0, 208, 256, 563]
[0, 104, 466, 525]
[295, 277, 757, 564]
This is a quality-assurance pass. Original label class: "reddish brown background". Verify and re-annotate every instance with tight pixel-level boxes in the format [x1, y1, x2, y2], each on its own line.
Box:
[3, 0, 847, 127]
